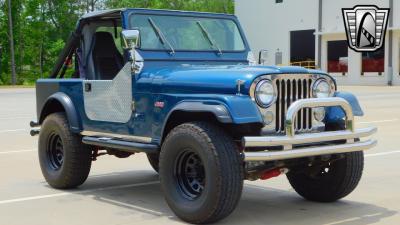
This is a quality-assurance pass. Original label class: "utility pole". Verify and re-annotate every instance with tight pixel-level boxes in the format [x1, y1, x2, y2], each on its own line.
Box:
[388, 0, 393, 86]
[0, 45, 2, 78]
[7, 0, 16, 85]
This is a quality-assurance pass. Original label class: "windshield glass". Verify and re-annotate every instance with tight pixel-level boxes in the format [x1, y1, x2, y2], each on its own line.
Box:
[129, 14, 246, 52]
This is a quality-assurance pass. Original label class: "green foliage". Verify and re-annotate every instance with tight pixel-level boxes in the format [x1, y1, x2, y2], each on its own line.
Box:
[0, 0, 234, 85]
[105, 0, 234, 13]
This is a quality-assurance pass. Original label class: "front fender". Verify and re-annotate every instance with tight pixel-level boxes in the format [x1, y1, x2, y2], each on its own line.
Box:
[158, 96, 263, 141]
[164, 95, 264, 124]
[215, 95, 263, 124]
[325, 91, 364, 123]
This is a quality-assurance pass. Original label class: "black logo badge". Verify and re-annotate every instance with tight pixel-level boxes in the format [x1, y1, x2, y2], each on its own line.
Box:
[342, 5, 389, 52]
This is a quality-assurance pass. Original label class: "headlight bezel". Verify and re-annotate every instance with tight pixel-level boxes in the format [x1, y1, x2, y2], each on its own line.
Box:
[254, 79, 277, 108]
[312, 78, 334, 98]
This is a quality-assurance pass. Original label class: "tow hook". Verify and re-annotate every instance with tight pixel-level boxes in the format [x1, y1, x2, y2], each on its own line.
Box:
[260, 168, 289, 180]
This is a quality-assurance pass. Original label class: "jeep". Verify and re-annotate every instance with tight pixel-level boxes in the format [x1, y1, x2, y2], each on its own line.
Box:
[31, 9, 377, 224]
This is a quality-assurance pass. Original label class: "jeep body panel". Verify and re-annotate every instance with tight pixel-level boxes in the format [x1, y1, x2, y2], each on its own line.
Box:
[326, 91, 364, 124]
[34, 9, 377, 223]
[35, 8, 363, 147]
[36, 79, 84, 133]
[37, 64, 338, 145]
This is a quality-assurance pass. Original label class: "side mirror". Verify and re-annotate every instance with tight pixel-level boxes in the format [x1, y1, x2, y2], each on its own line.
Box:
[121, 29, 140, 50]
[258, 49, 268, 65]
[121, 29, 143, 73]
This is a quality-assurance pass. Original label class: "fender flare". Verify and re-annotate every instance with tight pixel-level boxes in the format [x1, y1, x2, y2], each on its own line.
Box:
[39, 92, 81, 133]
[326, 91, 364, 123]
[168, 101, 233, 123]
[159, 101, 232, 141]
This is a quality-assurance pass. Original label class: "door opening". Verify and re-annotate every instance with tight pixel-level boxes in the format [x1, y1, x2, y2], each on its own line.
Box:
[290, 29, 315, 69]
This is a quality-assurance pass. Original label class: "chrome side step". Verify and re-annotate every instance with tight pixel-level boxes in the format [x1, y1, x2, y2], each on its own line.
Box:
[82, 136, 159, 154]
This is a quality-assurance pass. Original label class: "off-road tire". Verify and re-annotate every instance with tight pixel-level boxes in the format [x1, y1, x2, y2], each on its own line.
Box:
[146, 153, 159, 173]
[159, 122, 244, 224]
[38, 113, 92, 189]
[287, 151, 364, 202]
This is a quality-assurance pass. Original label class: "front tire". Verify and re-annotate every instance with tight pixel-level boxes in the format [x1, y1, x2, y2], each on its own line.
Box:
[287, 151, 364, 202]
[159, 122, 244, 224]
[38, 113, 92, 189]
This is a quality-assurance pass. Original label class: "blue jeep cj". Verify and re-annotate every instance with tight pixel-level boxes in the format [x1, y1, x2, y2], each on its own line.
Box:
[31, 8, 377, 223]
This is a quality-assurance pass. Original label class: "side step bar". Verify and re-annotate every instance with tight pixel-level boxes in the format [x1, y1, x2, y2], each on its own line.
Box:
[82, 136, 159, 154]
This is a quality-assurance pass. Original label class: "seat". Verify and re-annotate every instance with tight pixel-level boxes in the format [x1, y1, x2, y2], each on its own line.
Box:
[91, 32, 123, 80]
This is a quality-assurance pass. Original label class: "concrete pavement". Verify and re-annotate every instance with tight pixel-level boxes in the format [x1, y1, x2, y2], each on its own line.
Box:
[0, 87, 399, 225]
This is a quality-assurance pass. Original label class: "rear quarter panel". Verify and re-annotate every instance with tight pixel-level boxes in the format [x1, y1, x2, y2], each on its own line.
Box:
[36, 79, 84, 126]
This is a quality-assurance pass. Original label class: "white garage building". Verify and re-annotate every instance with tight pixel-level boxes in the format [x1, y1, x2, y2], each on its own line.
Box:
[235, 0, 400, 85]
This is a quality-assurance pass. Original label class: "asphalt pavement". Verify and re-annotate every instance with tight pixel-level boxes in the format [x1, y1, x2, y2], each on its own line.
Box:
[0, 86, 399, 225]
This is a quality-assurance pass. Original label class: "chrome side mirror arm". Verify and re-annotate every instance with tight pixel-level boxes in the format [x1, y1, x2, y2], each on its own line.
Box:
[121, 29, 142, 73]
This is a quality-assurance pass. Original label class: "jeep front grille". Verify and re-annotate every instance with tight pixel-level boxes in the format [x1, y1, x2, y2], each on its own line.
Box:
[275, 78, 313, 133]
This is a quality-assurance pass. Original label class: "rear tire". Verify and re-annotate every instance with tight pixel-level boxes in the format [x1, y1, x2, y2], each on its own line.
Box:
[159, 122, 244, 224]
[287, 151, 364, 202]
[38, 113, 92, 189]
[146, 153, 159, 173]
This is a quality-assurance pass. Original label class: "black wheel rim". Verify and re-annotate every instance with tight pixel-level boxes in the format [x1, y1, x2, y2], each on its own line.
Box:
[309, 162, 334, 180]
[47, 132, 64, 170]
[174, 150, 205, 200]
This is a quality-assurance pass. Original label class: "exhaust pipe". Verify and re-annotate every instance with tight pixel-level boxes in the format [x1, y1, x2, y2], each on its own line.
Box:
[30, 121, 40, 128]
[30, 129, 40, 136]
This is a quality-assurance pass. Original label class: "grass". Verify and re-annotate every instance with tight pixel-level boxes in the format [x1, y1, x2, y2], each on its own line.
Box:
[0, 84, 35, 88]
[0, 79, 36, 88]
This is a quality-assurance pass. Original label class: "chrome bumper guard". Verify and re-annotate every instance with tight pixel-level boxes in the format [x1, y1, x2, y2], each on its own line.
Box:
[242, 98, 377, 162]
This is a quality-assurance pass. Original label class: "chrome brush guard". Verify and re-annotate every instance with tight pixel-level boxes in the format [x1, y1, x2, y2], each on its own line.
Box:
[242, 97, 377, 161]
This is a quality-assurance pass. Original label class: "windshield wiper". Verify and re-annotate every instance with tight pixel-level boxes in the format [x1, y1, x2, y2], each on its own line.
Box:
[196, 21, 222, 55]
[148, 17, 175, 55]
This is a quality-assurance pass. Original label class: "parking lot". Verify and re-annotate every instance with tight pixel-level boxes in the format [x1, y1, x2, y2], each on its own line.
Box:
[0, 86, 399, 225]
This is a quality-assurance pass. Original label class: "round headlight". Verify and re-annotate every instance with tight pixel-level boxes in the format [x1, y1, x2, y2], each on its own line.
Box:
[255, 80, 276, 107]
[313, 79, 332, 98]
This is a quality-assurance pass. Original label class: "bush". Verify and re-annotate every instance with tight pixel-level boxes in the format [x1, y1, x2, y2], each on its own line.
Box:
[0, 73, 11, 85]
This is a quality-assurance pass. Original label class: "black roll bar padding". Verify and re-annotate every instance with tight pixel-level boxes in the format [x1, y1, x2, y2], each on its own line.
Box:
[113, 20, 118, 38]
[72, 48, 80, 78]
[49, 32, 81, 78]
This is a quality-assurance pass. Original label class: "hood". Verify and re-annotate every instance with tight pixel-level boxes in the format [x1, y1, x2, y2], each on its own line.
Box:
[138, 65, 329, 95]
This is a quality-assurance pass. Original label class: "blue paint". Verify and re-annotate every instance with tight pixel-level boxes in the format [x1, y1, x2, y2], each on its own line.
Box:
[325, 91, 364, 124]
[36, 9, 358, 146]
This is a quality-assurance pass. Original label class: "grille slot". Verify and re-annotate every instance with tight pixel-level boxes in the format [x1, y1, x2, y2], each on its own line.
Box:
[275, 78, 312, 133]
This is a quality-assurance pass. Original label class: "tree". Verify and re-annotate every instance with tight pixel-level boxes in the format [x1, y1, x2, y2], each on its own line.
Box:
[6, 0, 16, 84]
[105, 0, 233, 13]
[0, 0, 234, 85]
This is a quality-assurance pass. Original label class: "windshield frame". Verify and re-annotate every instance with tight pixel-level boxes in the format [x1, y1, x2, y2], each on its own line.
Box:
[127, 12, 249, 53]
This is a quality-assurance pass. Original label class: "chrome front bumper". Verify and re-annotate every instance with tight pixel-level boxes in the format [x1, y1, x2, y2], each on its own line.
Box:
[242, 97, 377, 162]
